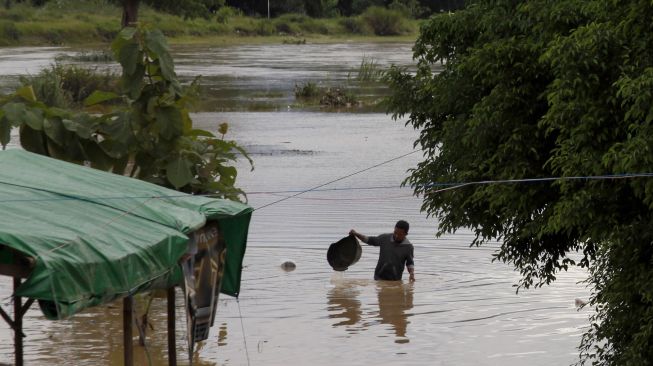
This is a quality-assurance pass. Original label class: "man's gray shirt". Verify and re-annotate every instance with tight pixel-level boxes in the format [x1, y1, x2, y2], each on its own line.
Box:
[366, 233, 414, 281]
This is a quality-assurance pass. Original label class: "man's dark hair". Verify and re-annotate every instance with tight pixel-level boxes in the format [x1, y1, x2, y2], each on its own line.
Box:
[395, 220, 409, 233]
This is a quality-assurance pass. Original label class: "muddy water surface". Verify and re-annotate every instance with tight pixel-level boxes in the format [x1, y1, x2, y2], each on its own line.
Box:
[0, 44, 590, 365]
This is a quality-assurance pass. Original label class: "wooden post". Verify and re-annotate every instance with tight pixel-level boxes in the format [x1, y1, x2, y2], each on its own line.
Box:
[167, 287, 177, 366]
[13, 277, 23, 366]
[123, 296, 134, 366]
[121, 0, 140, 27]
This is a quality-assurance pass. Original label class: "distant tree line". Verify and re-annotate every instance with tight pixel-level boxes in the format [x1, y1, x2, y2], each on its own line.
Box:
[4, 0, 466, 19]
[227, 0, 465, 18]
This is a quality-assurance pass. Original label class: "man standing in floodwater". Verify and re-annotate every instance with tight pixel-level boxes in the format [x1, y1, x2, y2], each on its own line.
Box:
[349, 220, 415, 282]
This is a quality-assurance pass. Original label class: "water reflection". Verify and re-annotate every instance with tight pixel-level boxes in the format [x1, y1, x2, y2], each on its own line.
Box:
[0, 109, 591, 365]
[327, 277, 364, 330]
[376, 282, 413, 344]
[327, 275, 414, 344]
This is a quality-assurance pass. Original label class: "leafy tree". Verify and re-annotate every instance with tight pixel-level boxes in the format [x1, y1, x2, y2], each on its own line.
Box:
[386, 0, 653, 364]
[0, 25, 250, 199]
[225, 0, 305, 17]
[351, 0, 384, 14]
[387, 0, 420, 18]
[305, 0, 338, 18]
[113, 0, 225, 26]
[417, 0, 464, 13]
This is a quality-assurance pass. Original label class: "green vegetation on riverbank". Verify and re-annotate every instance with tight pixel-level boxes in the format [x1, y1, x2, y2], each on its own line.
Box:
[0, 1, 420, 47]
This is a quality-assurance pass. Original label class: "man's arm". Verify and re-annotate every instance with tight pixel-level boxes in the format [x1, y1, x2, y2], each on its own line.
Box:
[407, 265, 415, 282]
[407, 246, 415, 282]
[349, 229, 368, 243]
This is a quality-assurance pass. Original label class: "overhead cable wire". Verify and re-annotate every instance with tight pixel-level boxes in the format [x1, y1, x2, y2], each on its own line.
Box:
[2, 161, 653, 205]
[252, 149, 421, 211]
[419, 173, 653, 195]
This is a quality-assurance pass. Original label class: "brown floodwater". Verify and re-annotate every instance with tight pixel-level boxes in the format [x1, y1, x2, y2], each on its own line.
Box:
[0, 45, 591, 365]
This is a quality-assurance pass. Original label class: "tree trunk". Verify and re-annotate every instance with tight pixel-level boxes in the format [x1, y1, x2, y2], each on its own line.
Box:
[121, 0, 140, 28]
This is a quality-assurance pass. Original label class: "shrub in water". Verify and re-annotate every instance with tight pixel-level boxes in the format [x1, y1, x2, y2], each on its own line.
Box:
[275, 19, 301, 35]
[56, 50, 114, 63]
[255, 20, 276, 36]
[0, 21, 21, 44]
[215, 6, 241, 24]
[320, 86, 357, 107]
[20, 64, 119, 108]
[338, 17, 370, 34]
[276, 13, 310, 24]
[20, 67, 70, 108]
[361, 6, 406, 36]
[297, 17, 330, 34]
[294, 82, 320, 99]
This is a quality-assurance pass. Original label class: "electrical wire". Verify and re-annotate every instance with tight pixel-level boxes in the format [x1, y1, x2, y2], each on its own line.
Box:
[253, 149, 420, 211]
[237, 298, 252, 366]
[3, 172, 653, 205]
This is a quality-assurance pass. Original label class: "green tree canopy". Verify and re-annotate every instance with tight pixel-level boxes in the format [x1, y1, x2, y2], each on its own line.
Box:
[386, 0, 653, 364]
[112, 0, 225, 26]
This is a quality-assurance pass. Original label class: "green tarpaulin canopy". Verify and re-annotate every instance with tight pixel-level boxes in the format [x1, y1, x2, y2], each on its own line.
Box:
[0, 150, 252, 319]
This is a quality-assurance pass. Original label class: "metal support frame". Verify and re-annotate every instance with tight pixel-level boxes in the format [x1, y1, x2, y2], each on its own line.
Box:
[168, 286, 177, 366]
[1, 275, 179, 366]
[13, 278, 23, 366]
[123, 295, 134, 366]
[0, 265, 34, 366]
[123, 288, 178, 366]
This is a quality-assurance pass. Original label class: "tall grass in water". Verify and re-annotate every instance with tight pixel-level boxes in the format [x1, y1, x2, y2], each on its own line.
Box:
[355, 56, 385, 82]
[55, 50, 114, 62]
[294, 81, 320, 99]
[20, 64, 119, 108]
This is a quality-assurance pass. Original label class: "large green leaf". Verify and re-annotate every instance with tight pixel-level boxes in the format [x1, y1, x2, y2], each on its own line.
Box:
[84, 91, 120, 106]
[19, 125, 47, 155]
[144, 29, 175, 81]
[15, 86, 36, 102]
[99, 113, 134, 146]
[43, 117, 65, 146]
[62, 114, 95, 139]
[2, 103, 44, 131]
[165, 156, 194, 189]
[217, 165, 238, 187]
[155, 106, 183, 140]
[79, 139, 114, 171]
[2, 103, 26, 124]
[188, 129, 215, 137]
[119, 42, 141, 77]
[23, 107, 44, 130]
[123, 64, 145, 99]
[46, 107, 71, 118]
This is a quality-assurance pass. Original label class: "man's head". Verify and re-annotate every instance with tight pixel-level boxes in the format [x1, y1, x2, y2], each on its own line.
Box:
[393, 220, 409, 243]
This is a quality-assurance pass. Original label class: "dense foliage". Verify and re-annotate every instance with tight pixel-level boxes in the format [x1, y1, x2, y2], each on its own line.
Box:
[0, 26, 250, 199]
[6, 0, 465, 18]
[386, 0, 653, 364]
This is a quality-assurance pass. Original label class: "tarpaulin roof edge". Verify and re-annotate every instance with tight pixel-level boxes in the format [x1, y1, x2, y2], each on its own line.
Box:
[0, 150, 252, 319]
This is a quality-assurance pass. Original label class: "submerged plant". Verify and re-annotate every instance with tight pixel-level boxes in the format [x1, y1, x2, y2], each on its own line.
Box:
[294, 81, 320, 99]
[320, 86, 357, 107]
[354, 56, 385, 82]
[55, 50, 115, 63]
